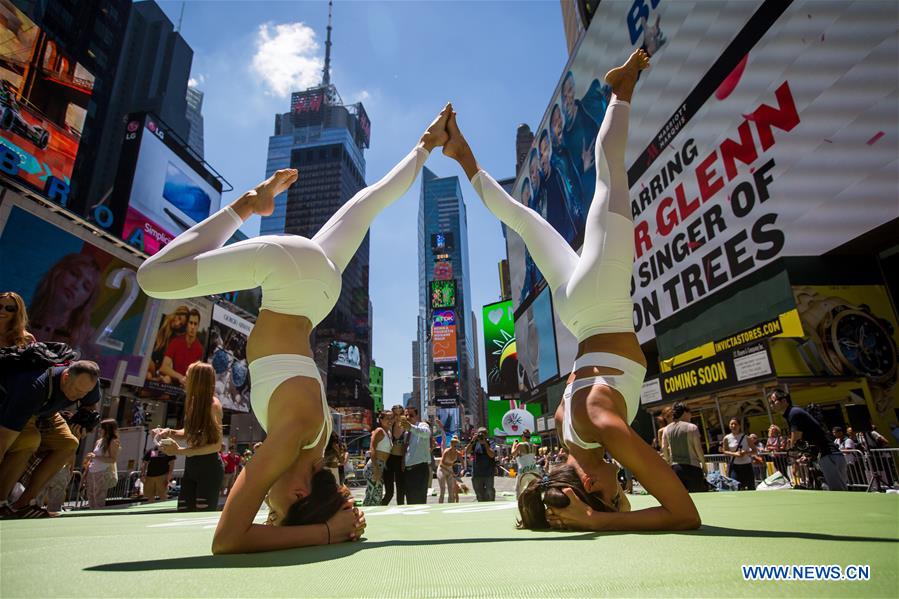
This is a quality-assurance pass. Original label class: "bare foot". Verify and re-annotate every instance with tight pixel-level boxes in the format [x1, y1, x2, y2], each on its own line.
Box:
[420, 103, 453, 151]
[247, 169, 298, 216]
[604, 49, 650, 101]
[442, 112, 471, 162]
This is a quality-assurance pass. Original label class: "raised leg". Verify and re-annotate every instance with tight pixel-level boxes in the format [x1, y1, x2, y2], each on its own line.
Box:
[447, 112, 578, 293]
[312, 105, 450, 272]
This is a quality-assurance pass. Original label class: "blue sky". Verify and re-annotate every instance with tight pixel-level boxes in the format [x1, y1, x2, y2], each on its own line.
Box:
[157, 0, 569, 405]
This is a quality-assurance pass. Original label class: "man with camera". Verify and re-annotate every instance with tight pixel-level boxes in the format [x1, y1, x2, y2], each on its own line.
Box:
[767, 389, 847, 491]
[0, 360, 101, 517]
[466, 427, 496, 501]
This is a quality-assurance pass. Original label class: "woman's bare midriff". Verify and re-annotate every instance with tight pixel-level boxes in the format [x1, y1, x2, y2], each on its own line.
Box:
[565, 331, 647, 425]
[246, 310, 314, 362]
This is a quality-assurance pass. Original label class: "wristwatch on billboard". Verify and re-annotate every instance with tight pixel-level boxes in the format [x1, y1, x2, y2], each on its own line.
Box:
[794, 287, 897, 413]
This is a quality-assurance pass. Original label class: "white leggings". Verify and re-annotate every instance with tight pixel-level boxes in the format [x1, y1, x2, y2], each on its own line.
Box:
[471, 100, 634, 341]
[137, 146, 429, 324]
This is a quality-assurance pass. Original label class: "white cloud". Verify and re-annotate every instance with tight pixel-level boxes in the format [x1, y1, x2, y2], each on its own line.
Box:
[187, 74, 206, 88]
[251, 22, 323, 97]
[350, 90, 371, 103]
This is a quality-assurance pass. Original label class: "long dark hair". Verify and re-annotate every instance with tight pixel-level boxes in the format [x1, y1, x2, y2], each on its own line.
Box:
[280, 469, 352, 527]
[517, 464, 615, 530]
[183, 362, 220, 447]
[98, 419, 118, 453]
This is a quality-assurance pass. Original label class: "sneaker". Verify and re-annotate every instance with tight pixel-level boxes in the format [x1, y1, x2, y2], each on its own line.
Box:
[0, 504, 16, 519]
[9, 504, 60, 519]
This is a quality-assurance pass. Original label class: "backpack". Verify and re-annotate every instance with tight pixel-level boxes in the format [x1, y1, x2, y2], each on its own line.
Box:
[0, 342, 80, 377]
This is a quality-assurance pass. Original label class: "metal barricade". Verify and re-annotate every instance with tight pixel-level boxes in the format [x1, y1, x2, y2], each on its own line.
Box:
[842, 449, 868, 489]
[866, 448, 898, 490]
[702, 454, 729, 476]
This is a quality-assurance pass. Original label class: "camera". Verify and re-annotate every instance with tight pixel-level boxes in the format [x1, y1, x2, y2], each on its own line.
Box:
[62, 408, 101, 432]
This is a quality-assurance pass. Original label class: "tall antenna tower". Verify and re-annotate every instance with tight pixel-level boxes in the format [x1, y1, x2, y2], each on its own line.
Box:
[322, 0, 333, 86]
[176, 1, 186, 32]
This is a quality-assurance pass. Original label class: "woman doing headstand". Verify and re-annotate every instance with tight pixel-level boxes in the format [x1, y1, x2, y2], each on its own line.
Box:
[137, 105, 451, 553]
[444, 51, 699, 532]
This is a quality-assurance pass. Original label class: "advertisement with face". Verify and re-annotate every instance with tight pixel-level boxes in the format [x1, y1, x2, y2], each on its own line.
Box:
[487, 399, 540, 438]
[0, 0, 94, 205]
[0, 198, 150, 380]
[141, 298, 212, 398]
[513, 0, 899, 344]
[206, 304, 253, 413]
[482, 300, 518, 397]
[118, 115, 222, 253]
[513, 287, 558, 392]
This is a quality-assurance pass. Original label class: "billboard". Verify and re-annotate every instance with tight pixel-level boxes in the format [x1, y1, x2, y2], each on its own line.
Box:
[432, 324, 458, 364]
[431, 232, 454, 252]
[0, 0, 94, 205]
[117, 115, 221, 253]
[433, 375, 459, 400]
[0, 198, 151, 381]
[482, 300, 518, 397]
[334, 406, 372, 432]
[487, 399, 540, 438]
[206, 304, 253, 413]
[432, 309, 455, 327]
[436, 407, 460, 443]
[292, 88, 325, 121]
[330, 340, 362, 371]
[140, 297, 213, 398]
[430, 280, 457, 309]
[514, 287, 558, 391]
[511, 0, 899, 344]
[434, 261, 453, 280]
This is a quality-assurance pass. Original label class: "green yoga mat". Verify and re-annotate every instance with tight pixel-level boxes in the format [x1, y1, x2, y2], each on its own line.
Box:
[1, 492, 896, 597]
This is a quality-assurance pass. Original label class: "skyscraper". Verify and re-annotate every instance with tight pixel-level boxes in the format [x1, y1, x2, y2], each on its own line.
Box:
[83, 0, 195, 211]
[417, 167, 476, 436]
[260, 3, 374, 428]
[185, 85, 205, 159]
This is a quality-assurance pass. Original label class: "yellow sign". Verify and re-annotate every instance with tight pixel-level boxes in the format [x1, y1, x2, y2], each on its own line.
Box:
[662, 309, 802, 372]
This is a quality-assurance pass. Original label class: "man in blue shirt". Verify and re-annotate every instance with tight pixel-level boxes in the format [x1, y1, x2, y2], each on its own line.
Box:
[768, 389, 847, 491]
[466, 427, 497, 501]
[399, 406, 432, 504]
[0, 361, 100, 517]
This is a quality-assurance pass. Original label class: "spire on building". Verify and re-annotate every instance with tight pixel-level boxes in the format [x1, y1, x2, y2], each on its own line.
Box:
[322, 0, 333, 86]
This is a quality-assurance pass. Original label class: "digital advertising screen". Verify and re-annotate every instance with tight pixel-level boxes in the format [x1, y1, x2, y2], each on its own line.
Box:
[487, 399, 540, 438]
[431, 232, 454, 252]
[432, 324, 458, 364]
[512, 0, 899, 344]
[330, 340, 362, 371]
[0, 0, 94, 205]
[433, 375, 459, 400]
[430, 279, 457, 309]
[292, 88, 325, 124]
[432, 309, 455, 327]
[436, 407, 460, 443]
[513, 286, 558, 392]
[334, 407, 372, 432]
[205, 304, 254, 413]
[482, 300, 518, 397]
[120, 115, 221, 253]
[433, 261, 453, 281]
[0, 197, 151, 382]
